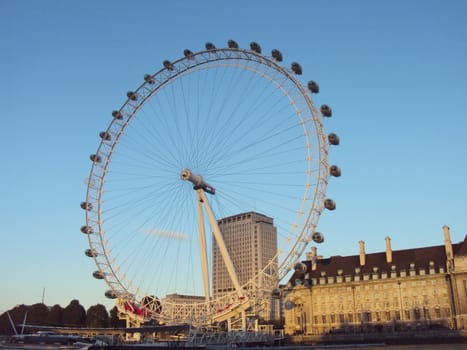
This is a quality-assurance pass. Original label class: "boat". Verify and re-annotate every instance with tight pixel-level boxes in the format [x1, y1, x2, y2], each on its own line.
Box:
[1, 332, 94, 350]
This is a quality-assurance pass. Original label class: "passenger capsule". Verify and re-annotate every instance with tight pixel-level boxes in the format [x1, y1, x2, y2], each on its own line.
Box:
[227, 39, 239, 49]
[163, 60, 174, 70]
[205, 42, 216, 51]
[308, 81, 319, 93]
[271, 49, 283, 62]
[85, 249, 97, 257]
[321, 104, 332, 117]
[294, 262, 307, 273]
[105, 290, 118, 299]
[90, 154, 102, 163]
[80, 225, 93, 234]
[312, 231, 325, 243]
[271, 288, 282, 299]
[126, 91, 138, 101]
[291, 62, 302, 75]
[144, 74, 155, 84]
[99, 131, 111, 141]
[183, 49, 194, 59]
[328, 133, 340, 146]
[250, 42, 261, 53]
[324, 198, 336, 210]
[80, 201, 93, 211]
[112, 110, 123, 120]
[330, 165, 341, 177]
[93, 270, 105, 279]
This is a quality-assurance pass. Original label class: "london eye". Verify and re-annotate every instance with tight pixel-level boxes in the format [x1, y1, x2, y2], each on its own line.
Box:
[80, 40, 340, 328]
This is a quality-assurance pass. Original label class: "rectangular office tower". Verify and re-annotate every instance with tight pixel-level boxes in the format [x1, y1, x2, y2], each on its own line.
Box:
[212, 211, 278, 299]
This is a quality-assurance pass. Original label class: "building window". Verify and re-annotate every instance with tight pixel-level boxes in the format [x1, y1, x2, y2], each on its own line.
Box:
[395, 311, 401, 320]
[347, 313, 353, 323]
[414, 308, 421, 320]
[424, 308, 430, 320]
[321, 315, 327, 324]
[404, 310, 411, 320]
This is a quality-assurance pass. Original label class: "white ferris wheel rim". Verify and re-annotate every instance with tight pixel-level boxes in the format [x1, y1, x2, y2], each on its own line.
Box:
[82, 42, 330, 321]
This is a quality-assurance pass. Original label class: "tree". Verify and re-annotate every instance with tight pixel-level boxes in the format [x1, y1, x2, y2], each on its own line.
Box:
[0, 304, 29, 335]
[62, 300, 86, 327]
[28, 303, 49, 326]
[46, 304, 64, 326]
[109, 306, 126, 328]
[86, 304, 109, 328]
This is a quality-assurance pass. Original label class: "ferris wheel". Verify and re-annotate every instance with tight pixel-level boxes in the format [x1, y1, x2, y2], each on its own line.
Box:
[80, 40, 340, 327]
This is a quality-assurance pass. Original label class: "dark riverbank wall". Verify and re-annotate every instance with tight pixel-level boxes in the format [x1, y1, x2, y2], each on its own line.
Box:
[285, 329, 467, 346]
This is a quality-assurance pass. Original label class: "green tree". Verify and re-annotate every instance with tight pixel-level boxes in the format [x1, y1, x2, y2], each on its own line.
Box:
[46, 304, 63, 326]
[62, 300, 86, 327]
[86, 304, 109, 328]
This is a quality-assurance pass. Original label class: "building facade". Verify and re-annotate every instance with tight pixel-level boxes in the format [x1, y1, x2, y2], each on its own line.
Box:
[212, 211, 278, 298]
[283, 226, 467, 335]
[158, 212, 279, 327]
[161, 293, 207, 324]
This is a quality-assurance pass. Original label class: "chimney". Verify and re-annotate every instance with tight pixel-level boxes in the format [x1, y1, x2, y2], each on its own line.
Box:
[311, 246, 317, 271]
[443, 225, 453, 261]
[359, 240, 366, 266]
[385, 236, 392, 263]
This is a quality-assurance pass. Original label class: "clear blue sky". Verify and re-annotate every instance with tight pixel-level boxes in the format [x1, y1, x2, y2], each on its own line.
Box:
[1, 0, 466, 313]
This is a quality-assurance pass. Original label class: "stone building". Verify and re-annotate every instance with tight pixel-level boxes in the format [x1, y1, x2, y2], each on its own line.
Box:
[160, 212, 279, 327]
[213, 211, 277, 298]
[283, 226, 467, 335]
[161, 293, 206, 324]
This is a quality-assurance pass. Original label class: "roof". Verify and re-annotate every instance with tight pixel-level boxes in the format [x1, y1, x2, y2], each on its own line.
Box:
[454, 234, 467, 255]
[295, 237, 467, 280]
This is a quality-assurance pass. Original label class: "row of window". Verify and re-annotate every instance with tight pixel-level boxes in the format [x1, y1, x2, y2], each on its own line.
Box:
[310, 268, 445, 285]
[308, 307, 451, 325]
[310, 279, 439, 293]
[312, 291, 447, 305]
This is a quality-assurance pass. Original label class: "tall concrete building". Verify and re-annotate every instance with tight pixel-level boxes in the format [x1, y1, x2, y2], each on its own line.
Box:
[212, 212, 278, 299]
[283, 226, 467, 335]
